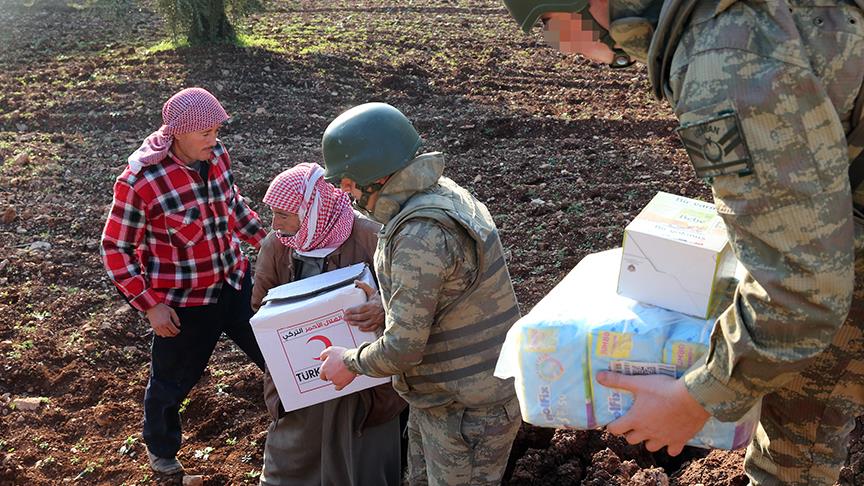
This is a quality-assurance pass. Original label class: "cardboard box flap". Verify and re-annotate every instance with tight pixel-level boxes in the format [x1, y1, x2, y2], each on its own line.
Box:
[262, 262, 368, 305]
[626, 191, 728, 252]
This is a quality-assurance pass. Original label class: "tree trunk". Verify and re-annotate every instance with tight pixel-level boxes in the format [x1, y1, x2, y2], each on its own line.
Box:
[188, 0, 235, 44]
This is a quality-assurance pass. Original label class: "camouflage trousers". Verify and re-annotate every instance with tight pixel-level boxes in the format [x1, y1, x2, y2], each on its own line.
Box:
[668, 0, 864, 484]
[406, 397, 521, 486]
[744, 253, 864, 486]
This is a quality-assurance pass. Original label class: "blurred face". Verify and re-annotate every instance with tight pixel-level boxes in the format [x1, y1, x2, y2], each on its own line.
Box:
[172, 124, 221, 163]
[541, 0, 614, 64]
[271, 207, 301, 236]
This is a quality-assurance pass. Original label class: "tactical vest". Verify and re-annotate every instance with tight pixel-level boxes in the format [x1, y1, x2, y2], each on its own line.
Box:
[377, 177, 520, 408]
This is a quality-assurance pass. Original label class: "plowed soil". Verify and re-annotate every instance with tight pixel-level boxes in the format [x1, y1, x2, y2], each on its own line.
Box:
[1, 0, 862, 484]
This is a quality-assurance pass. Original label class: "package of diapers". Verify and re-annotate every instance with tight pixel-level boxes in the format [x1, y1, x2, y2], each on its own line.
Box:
[494, 248, 760, 450]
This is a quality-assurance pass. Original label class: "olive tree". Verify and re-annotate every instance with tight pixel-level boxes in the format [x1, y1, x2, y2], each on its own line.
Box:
[155, 0, 260, 44]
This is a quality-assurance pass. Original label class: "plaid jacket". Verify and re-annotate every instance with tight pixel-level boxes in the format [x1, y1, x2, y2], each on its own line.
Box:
[101, 142, 266, 311]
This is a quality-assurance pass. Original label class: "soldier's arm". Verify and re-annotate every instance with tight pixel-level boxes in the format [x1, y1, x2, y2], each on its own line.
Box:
[343, 221, 453, 377]
[679, 135, 855, 422]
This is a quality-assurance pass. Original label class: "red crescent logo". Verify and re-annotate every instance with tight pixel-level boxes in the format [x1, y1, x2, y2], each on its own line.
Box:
[307, 335, 333, 360]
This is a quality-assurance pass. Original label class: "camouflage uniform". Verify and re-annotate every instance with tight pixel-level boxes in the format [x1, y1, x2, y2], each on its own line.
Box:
[341, 153, 522, 485]
[608, 0, 864, 483]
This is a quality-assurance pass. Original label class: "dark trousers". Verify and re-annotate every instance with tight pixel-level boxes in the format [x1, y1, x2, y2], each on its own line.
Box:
[142, 272, 265, 458]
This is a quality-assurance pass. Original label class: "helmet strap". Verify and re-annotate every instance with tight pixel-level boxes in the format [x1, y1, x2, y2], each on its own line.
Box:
[579, 9, 633, 68]
[355, 181, 384, 210]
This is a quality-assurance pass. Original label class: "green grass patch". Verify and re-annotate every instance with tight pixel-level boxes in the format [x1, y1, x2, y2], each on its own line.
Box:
[234, 32, 285, 53]
[146, 38, 190, 54]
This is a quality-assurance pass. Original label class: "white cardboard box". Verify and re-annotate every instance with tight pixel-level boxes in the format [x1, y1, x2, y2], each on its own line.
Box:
[617, 192, 737, 318]
[250, 263, 389, 413]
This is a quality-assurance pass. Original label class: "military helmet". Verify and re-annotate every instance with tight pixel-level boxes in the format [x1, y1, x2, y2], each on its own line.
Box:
[502, 0, 590, 33]
[322, 103, 422, 187]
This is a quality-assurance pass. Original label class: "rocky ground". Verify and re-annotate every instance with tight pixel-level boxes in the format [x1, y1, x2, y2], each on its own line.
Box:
[1, 0, 863, 484]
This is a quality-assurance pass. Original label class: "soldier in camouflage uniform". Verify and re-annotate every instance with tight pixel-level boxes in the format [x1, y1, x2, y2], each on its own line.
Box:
[503, 0, 864, 485]
[317, 102, 522, 486]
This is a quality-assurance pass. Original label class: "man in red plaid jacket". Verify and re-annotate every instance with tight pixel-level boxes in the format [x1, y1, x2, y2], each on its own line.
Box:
[100, 88, 267, 475]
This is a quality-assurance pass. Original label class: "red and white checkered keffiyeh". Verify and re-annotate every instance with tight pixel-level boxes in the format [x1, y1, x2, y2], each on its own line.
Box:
[263, 163, 355, 256]
[127, 87, 229, 174]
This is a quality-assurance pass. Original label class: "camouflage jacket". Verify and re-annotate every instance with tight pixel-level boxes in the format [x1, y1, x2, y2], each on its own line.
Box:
[609, 0, 864, 157]
[632, 0, 864, 421]
[342, 153, 521, 409]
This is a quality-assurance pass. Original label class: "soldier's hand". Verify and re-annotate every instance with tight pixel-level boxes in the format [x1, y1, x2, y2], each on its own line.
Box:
[145, 303, 181, 338]
[596, 372, 710, 456]
[345, 280, 385, 332]
[319, 346, 358, 391]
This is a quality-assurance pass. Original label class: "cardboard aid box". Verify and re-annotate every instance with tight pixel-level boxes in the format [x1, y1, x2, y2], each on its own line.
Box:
[250, 263, 389, 413]
[618, 192, 738, 318]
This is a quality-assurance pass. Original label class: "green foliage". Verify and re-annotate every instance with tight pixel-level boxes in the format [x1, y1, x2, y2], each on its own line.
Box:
[154, 0, 262, 45]
[178, 397, 191, 414]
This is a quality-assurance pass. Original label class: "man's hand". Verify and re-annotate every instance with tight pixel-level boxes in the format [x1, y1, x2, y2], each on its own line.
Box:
[344, 280, 385, 332]
[596, 371, 711, 455]
[319, 346, 358, 391]
[145, 303, 181, 338]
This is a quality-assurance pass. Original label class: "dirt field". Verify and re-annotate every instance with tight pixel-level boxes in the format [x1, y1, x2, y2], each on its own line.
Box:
[1, 0, 863, 484]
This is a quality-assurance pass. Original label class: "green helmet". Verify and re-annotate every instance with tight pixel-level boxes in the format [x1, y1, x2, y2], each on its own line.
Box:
[322, 102, 422, 187]
[502, 0, 589, 33]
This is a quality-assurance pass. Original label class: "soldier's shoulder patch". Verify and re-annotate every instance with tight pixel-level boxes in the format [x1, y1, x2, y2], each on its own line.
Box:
[676, 110, 754, 179]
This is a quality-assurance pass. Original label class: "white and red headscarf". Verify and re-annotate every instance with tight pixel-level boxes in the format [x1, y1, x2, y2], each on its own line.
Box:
[127, 87, 230, 174]
[263, 163, 355, 257]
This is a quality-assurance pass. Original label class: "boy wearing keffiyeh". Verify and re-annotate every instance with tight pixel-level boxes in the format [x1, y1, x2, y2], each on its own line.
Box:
[100, 87, 267, 475]
[251, 162, 404, 486]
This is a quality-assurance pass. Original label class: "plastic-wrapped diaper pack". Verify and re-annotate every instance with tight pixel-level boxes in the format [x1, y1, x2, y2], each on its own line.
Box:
[494, 248, 760, 450]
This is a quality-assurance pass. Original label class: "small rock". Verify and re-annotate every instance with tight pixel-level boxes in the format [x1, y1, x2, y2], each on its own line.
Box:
[83, 342, 97, 353]
[255, 107, 266, 114]
[473, 175, 482, 183]
[630, 467, 669, 486]
[330, 91, 338, 96]
[263, 66, 271, 72]
[94, 413, 110, 427]
[122, 346, 137, 355]
[530, 198, 545, 205]
[0, 259, 8, 273]
[21, 209, 32, 219]
[15, 123, 27, 132]
[113, 305, 132, 316]
[221, 69, 230, 76]
[1, 207, 15, 224]
[539, 163, 553, 169]
[28, 241, 51, 252]
[11, 397, 45, 411]
[183, 475, 205, 486]
[125, 332, 136, 339]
